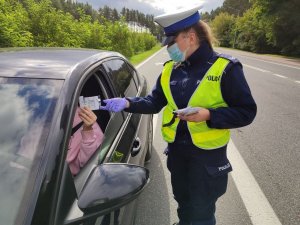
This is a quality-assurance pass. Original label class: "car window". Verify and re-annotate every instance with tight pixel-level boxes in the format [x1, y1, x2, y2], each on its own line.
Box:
[70, 73, 117, 189]
[102, 59, 138, 97]
[126, 64, 140, 89]
[0, 77, 63, 225]
[67, 74, 109, 181]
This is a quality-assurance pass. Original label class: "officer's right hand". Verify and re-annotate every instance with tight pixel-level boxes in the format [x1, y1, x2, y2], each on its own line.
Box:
[99, 98, 129, 112]
[178, 108, 211, 122]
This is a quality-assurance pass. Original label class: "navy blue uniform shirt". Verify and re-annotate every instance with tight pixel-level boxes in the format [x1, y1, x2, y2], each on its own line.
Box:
[126, 41, 257, 148]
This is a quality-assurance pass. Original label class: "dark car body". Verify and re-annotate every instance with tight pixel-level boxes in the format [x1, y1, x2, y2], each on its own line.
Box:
[0, 48, 153, 225]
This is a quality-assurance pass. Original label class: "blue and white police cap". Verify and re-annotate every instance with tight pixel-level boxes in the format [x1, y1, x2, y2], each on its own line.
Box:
[154, 5, 202, 46]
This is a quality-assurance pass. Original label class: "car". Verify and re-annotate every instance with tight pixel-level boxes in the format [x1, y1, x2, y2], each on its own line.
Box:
[0, 48, 153, 225]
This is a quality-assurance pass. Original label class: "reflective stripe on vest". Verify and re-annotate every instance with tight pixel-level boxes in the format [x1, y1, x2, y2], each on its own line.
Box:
[160, 58, 231, 150]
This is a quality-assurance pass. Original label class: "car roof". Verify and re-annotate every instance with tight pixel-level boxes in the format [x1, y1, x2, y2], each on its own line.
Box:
[0, 48, 123, 79]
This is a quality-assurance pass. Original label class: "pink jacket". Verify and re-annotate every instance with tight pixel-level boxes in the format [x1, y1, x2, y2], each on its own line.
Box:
[66, 108, 104, 176]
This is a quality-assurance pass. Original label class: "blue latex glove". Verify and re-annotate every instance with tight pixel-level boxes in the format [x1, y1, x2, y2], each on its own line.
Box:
[99, 98, 128, 112]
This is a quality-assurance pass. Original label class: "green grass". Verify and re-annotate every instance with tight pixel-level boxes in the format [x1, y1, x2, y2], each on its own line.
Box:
[129, 44, 162, 65]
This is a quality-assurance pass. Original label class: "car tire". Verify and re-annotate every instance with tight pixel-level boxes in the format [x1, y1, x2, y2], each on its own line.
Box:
[145, 115, 153, 163]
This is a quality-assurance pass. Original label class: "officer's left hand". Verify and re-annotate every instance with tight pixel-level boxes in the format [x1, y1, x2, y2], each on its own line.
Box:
[177, 108, 210, 122]
[99, 98, 129, 112]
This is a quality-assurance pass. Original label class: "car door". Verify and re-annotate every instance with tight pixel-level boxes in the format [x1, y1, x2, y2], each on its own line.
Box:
[101, 58, 151, 225]
[51, 58, 150, 225]
[44, 58, 149, 225]
[71, 67, 129, 225]
[44, 66, 127, 225]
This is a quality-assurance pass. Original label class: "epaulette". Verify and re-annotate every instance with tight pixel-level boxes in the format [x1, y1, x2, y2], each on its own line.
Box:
[217, 53, 240, 64]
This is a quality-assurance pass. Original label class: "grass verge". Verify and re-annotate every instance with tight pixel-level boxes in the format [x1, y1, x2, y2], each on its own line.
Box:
[129, 43, 162, 65]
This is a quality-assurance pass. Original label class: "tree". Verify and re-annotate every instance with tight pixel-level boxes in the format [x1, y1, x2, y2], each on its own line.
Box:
[0, 0, 33, 47]
[210, 7, 223, 20]
[254, 0, 300, 55]
[200, 12, 212, 22]
[222, 0, 252, 16]
[234, 6, 275, 53]
[0, 0, 159, 56]
[106, 20, 134, 57]
[111, 9, 119, 22]
[211, 12, 235, 47]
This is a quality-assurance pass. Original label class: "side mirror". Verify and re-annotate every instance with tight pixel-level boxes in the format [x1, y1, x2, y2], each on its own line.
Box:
[77, 163, 149, 217]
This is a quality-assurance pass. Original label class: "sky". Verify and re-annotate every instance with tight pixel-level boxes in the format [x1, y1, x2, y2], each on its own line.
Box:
[79, 0, 225, 16]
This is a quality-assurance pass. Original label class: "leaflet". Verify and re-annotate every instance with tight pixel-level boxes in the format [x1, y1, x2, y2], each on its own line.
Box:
[79, 96, 101, 110]
[173, 107, 202, 116]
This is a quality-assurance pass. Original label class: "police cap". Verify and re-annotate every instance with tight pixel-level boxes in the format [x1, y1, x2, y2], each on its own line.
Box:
[154, 5, 202, 46]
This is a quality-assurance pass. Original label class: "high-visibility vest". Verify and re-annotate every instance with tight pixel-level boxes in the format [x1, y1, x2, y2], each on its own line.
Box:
[161, 57, 231, 150]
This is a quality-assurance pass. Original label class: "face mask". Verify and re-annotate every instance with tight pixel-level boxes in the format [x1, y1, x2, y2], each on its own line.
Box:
[167, 43, 186, 62]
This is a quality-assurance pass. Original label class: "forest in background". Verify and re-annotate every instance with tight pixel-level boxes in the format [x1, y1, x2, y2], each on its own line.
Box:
[1, 0, 299, 57]
[0, 0, 162, 58]
[204, 0, 300, 56]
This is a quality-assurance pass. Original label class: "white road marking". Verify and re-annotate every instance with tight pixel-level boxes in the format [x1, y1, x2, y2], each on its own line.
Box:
[228, 140, 282, 225]
[273, 74, 287, 79]
[243, 64, 298, 83]
[244, 64, 270, 73]
[153, 114, 158, 135]
[155, 62, 164, 66]
[241, 55, 300, 70]
[136, 47, 166, 69]
[295, 81, 300, 84]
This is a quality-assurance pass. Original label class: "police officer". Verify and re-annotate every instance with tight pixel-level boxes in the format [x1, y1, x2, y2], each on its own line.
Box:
[100, 5, 257, 225]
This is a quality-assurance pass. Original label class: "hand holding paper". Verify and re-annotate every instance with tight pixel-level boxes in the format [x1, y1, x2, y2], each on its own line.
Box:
[175, 106, 210, 123]
[173, 107, 202, 116]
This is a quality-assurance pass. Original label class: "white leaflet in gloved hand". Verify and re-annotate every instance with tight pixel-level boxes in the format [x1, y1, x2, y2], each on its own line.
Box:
[174, 106, 202, 116]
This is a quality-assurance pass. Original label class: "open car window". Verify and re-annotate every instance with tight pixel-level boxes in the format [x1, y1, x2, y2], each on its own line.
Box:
[70, 73, 113, 191]
[0, 77, 63, 225]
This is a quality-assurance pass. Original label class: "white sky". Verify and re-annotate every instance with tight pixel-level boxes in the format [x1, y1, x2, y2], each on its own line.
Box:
[146, 0, 224, 13]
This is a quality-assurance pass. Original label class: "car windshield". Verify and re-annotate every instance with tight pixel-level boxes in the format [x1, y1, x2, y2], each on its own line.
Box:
[0, 77, 63, 225]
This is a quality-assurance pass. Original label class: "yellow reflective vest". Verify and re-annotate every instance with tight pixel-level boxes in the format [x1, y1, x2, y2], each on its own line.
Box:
[161, 57, 231, 150]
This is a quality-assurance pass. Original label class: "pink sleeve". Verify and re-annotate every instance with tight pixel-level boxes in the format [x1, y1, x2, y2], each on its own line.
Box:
[66, 123, 104, 175]
[77, 123, 104, 167]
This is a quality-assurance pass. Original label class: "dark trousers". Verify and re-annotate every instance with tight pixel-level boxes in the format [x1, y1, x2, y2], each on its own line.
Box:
[167, 145, 231, 225]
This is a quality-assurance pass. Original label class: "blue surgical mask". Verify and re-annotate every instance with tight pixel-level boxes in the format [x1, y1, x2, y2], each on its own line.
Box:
[167, 43, 186, 62]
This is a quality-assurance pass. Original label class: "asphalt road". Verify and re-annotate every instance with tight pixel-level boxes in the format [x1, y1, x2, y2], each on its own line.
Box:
[133, 47, 300, 225]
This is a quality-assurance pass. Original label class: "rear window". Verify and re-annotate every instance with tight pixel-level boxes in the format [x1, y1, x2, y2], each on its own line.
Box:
[0, 77, 63, 225]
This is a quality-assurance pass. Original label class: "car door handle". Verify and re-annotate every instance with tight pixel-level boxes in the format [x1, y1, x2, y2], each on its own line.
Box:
[131, 137, 141, 157]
